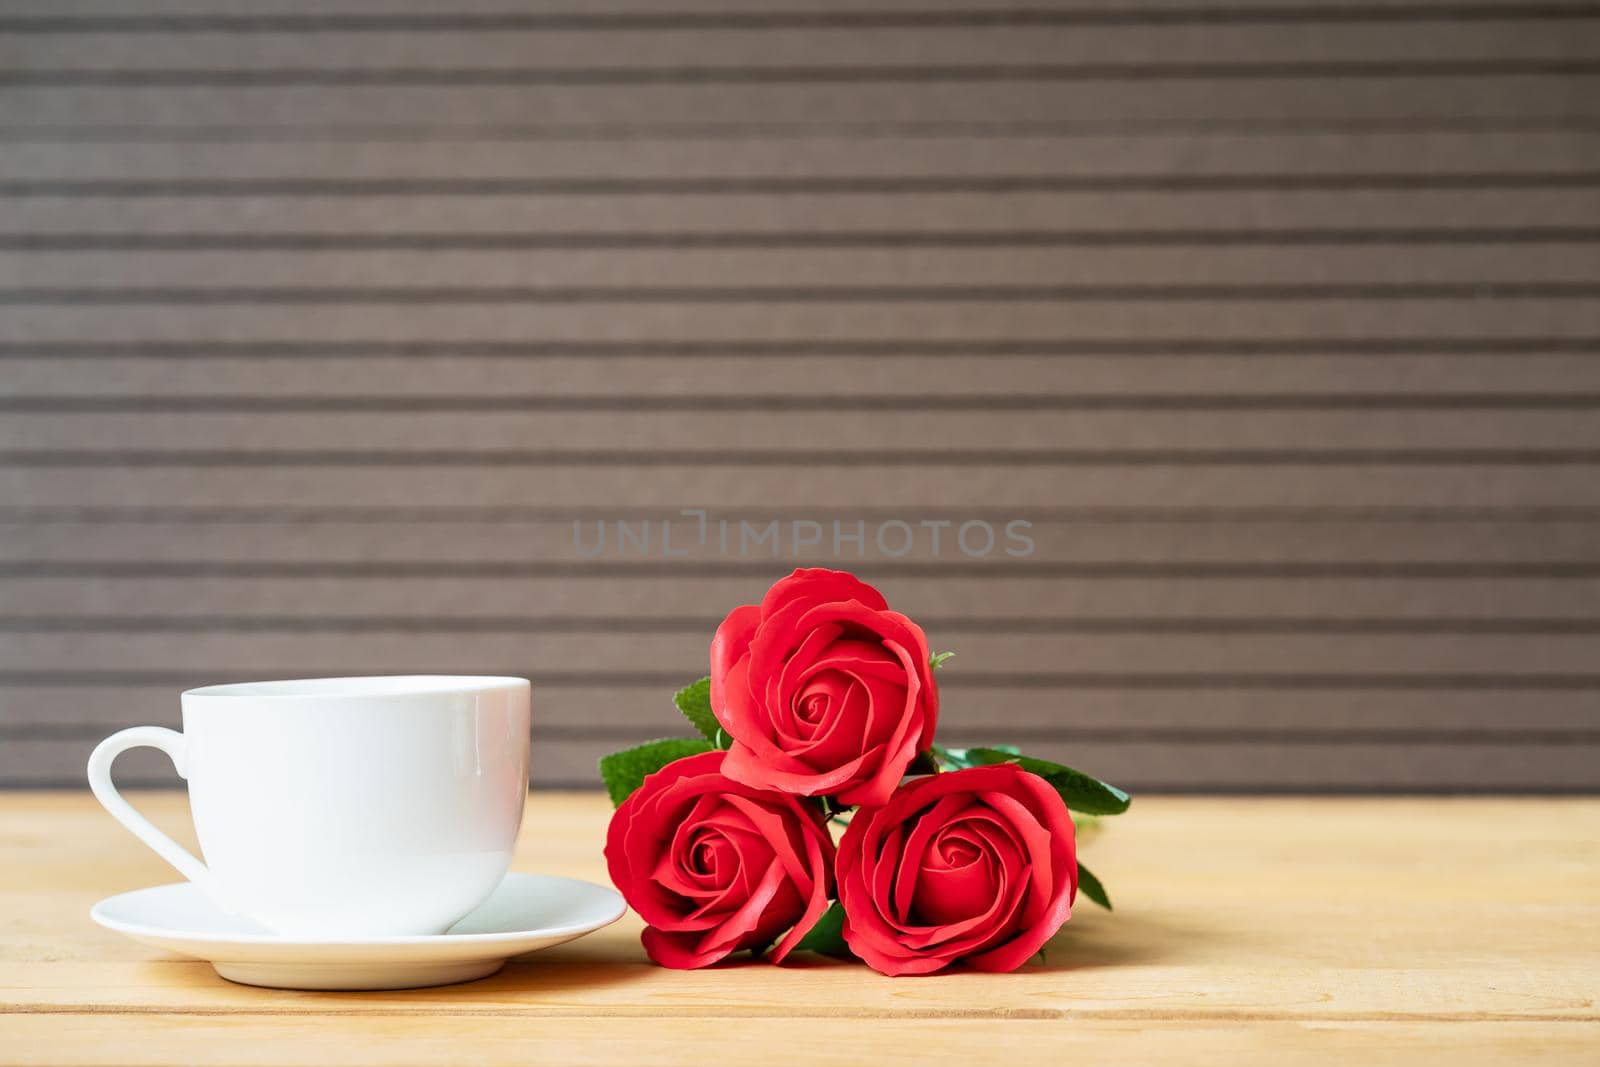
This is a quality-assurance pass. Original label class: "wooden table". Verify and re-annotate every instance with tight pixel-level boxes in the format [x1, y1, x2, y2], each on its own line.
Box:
[2, 793, 1596, 1065]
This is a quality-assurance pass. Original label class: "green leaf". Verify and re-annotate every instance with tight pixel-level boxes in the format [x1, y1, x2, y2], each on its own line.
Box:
[1076, 862, 1113, 911]
[672, 676, 721, 743]
[960, 748, 1132, 816]
[930, 650, 956, 670]
[793, 900, 852, 958]
[904, 749, 939, 775]
[598, 738, 714, 807]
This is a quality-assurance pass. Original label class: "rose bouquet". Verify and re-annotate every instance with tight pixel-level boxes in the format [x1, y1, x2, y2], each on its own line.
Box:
[599, 568, 1130, 976]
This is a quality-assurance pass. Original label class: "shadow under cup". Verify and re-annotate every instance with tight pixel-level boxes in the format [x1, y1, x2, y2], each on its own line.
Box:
[104, 676, 532, 939]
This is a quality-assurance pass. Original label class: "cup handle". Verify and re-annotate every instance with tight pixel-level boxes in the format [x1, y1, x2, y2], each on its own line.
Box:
[87, 727, 220, 898]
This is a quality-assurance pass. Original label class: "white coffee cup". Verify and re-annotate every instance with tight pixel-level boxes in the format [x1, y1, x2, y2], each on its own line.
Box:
[87, 675, 531, 938]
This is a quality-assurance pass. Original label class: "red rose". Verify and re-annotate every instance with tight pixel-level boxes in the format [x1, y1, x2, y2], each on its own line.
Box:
[603, 750, 835, 969]
[710, 568, 938, 807]
[836, 764, 1077, 976]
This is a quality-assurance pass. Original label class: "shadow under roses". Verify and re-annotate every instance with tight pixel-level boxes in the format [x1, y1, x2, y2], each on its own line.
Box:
[760, 907, 1199, 975]
[1023, 907, 1208, 972]
[434, 889, 1199, 998]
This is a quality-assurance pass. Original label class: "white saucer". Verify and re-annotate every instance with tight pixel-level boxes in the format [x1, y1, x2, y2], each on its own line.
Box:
[91, 872, 626, 990]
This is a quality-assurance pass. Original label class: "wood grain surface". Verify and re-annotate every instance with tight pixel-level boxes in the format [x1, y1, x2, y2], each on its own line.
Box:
[2, 0, 1598, 789]
[0, 791, 1595, 1065]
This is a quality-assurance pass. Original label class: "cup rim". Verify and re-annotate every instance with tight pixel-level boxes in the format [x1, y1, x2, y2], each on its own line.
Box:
[182, 675, 530, 700]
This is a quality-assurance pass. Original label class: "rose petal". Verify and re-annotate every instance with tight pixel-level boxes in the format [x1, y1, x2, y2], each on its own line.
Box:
[713, 653, 764, 744]
[838, 918, 956, 977]
[979, 790, 1058, 930]
[890, 794, 974, 921]
[640, 925, 730, 969]
[657, 793, 735, 894]
[832, 764, 1077, 977]
[798, 640, 909, 686]
[913, 829, 1002, 926]
[719, 793, 817, 900]
[611, 766, 750, 931]
[677, 817, 778, 924]
[773, 623, 849, 728]
[760, 568, 889, 619]
[868, 822, 908, 925]
[694, 857, 789, 959]
[786, 678, 873, 768]
[898, 860, 1021, 955]
[769, 810, 837, 963]
[746, 601, 888, 710]
[779, 670, 858, 747]
[709, 603, 761, 723]
[829, 635, 932, 807]
[722, 737, 880, 798]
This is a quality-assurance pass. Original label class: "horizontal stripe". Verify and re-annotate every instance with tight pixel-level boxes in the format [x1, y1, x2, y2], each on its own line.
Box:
[4, 779, 1588, 794]
[5, 505, 1600, 523]
[7, 60, 1600, 87]
[7, 563, 1600, 612]
[14, 409, 1597, 456]
[7, 227, 1600, 250]
[15, 253, 1591, 292]
[5, 173, 1599, 197]
[5, 283, 1598, 304]
[5, 448, 1600, 466]
[8, 514, 1597, 565]
[13, 193, 1587, 247]
[5, 395, 1598, 413]
[8, 457, 1590, 506]
[7, 287, 1576, 340]
[2, 4, 1596, 34]
[8, 517, 1597, 568]
[5, 779, 1586, 794]
[5, 721, 1597, 745]
[2, 669, 1597, 690]
[4, 561, 1598, 578]
[4, 117, 1600, 143]
[17, 79, 1591, 130]
[6, 338, 1596, 357]
[5, 131, 1590, 179]
[4, 615, 1598, 635]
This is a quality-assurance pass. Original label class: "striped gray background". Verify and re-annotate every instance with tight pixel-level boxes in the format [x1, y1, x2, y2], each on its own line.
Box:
[2, 0, 1598, 791]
